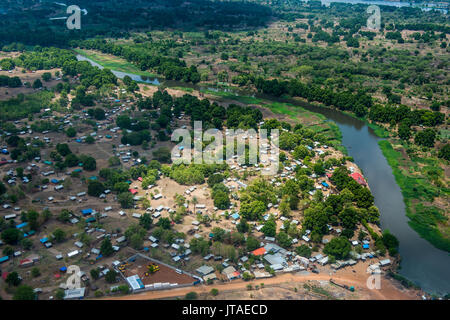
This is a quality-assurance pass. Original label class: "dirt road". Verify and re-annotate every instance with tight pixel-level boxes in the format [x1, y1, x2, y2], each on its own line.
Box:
[103, 271, 419, 300]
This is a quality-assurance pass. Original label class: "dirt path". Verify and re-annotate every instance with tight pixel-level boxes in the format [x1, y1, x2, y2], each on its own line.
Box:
[102, 271, 418, 300]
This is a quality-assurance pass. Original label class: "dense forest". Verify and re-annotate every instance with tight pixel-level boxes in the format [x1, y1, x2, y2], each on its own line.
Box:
[0, 0, 272, 47]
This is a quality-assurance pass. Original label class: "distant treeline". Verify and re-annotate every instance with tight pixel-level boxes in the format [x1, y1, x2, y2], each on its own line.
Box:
[0, 0, 272, 47]
[396, 23, 450, 34]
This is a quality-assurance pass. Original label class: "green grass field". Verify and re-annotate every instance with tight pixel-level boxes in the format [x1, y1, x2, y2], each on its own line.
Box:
[379, 140, 450, 252]
[74, 48, 158, 78]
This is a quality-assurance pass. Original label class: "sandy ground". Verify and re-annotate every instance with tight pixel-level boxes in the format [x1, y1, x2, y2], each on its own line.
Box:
[102, 267, 420, 300]
[0, 68, 63, 99]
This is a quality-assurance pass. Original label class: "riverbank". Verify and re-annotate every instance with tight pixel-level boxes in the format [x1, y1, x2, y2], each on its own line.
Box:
[379, 140, 450, 252]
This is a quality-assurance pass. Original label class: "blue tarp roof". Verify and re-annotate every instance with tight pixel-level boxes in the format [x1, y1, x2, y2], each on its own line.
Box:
[60, 266, 67, 272]
[363, 244, 370, 249]
[231, 213, 240, 220]
[321, 182, 329, 188]
[51, 179, 59, 183]
[16, 222, 28, 229]
[40, 237, 48, 243]
[0, 256, 9, 263]
[81, 208, 93, 214]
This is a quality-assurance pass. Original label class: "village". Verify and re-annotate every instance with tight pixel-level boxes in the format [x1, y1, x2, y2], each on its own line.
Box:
[0, 79, 410, 301]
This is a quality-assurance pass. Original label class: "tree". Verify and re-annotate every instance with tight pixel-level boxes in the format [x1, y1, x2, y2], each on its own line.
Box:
[313, 162, 325, 176]
[85, 136, 95, 144]
[108, 156, 121, 167]
[55, 288, 65, 300]
[13, 285, 36, 300]
[438, 144, 450, 161]
[66, 127, 76, 138]
[1, 228, 22, 245]
[56, 143, 71, 157]
[353, 187, 374, 209]
[52, 228, 66, 243]
[82, 156, 96, 171]
[130, 233, 144, 249]
[31, 267, 41, 278]
[157, 217, 171, 230]
[42, 72, 52, 82]
[90, 268, 100, 280]
[323, 237, 351, 260]
[152, 147, 171, 163]
[185, 292, 198, 300]
[338, 207, 360, 230]
[100, 238, 114, 256]
[240, 200, 266, 221]
[64, 153, 79, 167]
[246, 236, 260, 251]
[139, 213, 153, 230]
[236, 218, 250, 233]
[210, 288, 219, 296]
[382, 230, 399, 256]
[261, 218, 276, 237]
[295, 244, 312, 258]
[105, 269, 118, 283]
[32, 78, 42, 89]
[21, 238, 33, 250]
[398, 123, 411, 141]
[276, 231, 292, 248]
[88, 181, 105, 197]
[212, 190, 230, 210]
[6, 271, 21, 286]
[3, 245, 14, 256]
[58, 209, 72, 223]
[118, 192, 134, 208]
[414, 129, 436, 148]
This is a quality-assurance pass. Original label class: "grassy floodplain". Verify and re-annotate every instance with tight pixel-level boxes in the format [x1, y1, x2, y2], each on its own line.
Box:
[74, 48, 159, 78]
[379, 140, 450, 252]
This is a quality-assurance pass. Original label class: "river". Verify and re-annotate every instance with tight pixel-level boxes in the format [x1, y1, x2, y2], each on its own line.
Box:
[77, 54, 450, 295]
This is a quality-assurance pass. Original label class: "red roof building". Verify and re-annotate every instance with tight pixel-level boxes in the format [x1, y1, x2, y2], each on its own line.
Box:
[350, 172, 367, 186]
[251, 247, 266, 256]
[129, 188, 138, 195]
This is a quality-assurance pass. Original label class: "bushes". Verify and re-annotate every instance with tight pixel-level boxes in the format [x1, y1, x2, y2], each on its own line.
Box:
[414, 129, 436, 148]
[13, 285, 36, 300]
[87, 181, 105, 197]
[295, 244, 312, 258]
[323, 237, 351, 260]
[212, 184, 230, 210]
[118, 192, 134, 209]
[185, 292, 198, 300]
[169, 164, 205, 185]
